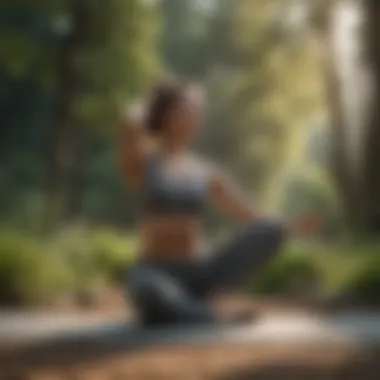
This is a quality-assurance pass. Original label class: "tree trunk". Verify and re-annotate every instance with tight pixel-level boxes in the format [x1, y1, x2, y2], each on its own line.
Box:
[45, 0, 90, 231]
[362, 0, 380, 233]
[314, 0, 365, 231]
[65, 125, 88, 221]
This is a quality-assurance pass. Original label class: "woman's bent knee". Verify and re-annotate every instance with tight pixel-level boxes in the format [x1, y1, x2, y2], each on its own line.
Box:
[130, 270, 183, 310]
[129, 276, 157, 306]
[247, 218, 286, 245]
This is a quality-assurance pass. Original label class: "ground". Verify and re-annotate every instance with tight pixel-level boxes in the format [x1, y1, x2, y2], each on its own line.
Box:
[1, 342, 380, 380]
[2, 292, 380, 380]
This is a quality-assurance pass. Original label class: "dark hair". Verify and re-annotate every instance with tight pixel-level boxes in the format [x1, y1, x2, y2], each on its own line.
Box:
[145, 80, 187, 134]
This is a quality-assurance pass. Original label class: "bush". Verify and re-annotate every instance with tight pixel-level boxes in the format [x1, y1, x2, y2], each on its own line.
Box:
[251, 249, 321, 296]
[0, 231, 72, 305]
[3, 222, 379, 307]
[0, 225, 138, 307]
[342, 256, 380, 303]
[90, 228, 137, 283]
[48, 225, 137, 296]
[48, 226, 103, 295]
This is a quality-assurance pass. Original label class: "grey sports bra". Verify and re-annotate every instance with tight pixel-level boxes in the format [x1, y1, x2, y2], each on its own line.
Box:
[143, 155, 208, 215]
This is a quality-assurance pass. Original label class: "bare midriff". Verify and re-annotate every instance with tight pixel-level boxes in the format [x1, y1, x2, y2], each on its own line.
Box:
[139, 214, 205, 261]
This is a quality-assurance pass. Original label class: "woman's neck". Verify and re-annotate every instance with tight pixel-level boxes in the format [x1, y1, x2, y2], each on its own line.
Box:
[158, 141, 188, 157]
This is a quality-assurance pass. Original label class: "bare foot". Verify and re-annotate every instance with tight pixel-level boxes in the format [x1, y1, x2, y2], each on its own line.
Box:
[219, 308, 259, 326]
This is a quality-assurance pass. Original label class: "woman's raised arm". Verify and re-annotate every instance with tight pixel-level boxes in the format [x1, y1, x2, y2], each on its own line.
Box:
[118, 103, 151, 187]
[209, 164, 320, 236]
[209, 165, 263, 224]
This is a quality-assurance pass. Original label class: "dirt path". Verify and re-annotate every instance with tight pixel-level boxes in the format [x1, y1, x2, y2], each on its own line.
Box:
[3, 310, 380, 347]
[1, 342, 380, 379]
[3, 293, 380, 380]
[2, 310, 380, 379]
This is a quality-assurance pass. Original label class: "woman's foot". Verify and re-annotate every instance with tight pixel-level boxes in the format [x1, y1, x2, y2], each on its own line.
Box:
[220, 307, 260, 326]
[210, 292, 260, 325]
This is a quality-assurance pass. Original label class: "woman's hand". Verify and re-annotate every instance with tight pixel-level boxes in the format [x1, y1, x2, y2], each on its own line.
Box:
[208, 163, 322, 236]
[288, 212, 321, 237]
[118, 101, 149, 187]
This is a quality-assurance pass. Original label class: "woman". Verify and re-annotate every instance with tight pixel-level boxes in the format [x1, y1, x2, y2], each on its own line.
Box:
[119, 80, 313, 326]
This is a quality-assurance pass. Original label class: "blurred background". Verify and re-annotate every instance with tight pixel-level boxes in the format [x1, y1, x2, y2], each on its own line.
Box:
[4, 1, 380, 379]
[0, 0, 380, 315]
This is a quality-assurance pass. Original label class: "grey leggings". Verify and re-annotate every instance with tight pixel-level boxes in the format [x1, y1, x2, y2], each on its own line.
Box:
[128, 219, 285, 325]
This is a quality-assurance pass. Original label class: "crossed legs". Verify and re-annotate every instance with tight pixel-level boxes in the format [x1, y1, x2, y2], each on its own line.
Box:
[128, 219, 286, 325]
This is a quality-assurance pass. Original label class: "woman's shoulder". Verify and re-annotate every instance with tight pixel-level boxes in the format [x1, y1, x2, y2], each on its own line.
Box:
[190, 153, 220, 178]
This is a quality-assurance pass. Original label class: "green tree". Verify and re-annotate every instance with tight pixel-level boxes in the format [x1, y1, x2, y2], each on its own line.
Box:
[158, 0, 216, 78]
[311, 0, 380, 234]
[201, 0, 323, 208]
[310, 0, 362, 231]
[47, 0, 159, 228]
[362, 0, 380, 233]
[0, 0, 159, 229]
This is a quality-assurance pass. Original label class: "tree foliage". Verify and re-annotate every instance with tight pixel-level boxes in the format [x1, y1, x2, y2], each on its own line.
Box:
[199, 0, 323, 208]
[0, 0, 158, 227]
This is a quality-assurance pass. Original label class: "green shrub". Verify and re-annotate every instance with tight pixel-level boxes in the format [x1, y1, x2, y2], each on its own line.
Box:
[342, 256, 380, 303]
[90, 228, 137, 283]
[251, 250, 320, 296]
[49, 226, 137, 293]
[0, 226, 137, 306]
[49, 226, 107, 294]
[0, 231, 72, 305]
[2, 222, 380, 307]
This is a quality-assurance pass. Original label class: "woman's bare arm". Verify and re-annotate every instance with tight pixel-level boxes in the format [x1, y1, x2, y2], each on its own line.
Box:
[209, 166, 264, 224]
[209, 165, 320, 235]
[118, 104, 150, 187]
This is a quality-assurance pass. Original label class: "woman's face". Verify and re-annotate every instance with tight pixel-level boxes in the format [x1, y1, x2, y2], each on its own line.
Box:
[163, 90, 204, 145]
